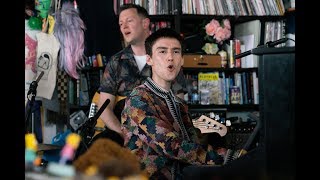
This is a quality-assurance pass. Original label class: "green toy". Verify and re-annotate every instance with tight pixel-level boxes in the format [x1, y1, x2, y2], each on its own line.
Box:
[35, 0, 51, 19]
[28, 16, 42, 30]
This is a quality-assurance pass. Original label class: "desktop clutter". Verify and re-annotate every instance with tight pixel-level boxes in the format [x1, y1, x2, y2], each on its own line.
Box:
[25, 133, 148, 180]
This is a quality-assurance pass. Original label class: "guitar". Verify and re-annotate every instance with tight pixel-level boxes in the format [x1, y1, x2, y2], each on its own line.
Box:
[88, 91, 126, 137]
[74, 92, 126, 159]
[192, 115, 227, 137]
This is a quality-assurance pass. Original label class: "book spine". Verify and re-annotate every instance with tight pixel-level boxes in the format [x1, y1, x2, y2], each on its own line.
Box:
[241, 72, 248, 104]
[235, 39, 241, 68]
[229, 40, 235, 68]
[252, 71, 259, 104]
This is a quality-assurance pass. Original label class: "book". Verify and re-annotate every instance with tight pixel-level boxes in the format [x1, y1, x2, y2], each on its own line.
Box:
[234, 39, 241, 68]
[234, 72, 243, 104]
[198, 72, 222, 105]
[79, 73, 89, 106]
[234, 20, 261, 68]
[252, 71, 259, 104]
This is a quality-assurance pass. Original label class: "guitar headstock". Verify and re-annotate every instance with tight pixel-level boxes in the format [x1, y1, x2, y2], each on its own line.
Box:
[192, 115, 227, 137]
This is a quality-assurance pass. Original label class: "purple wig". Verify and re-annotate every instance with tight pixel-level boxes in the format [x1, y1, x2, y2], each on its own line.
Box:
[54, 1, 86, 79]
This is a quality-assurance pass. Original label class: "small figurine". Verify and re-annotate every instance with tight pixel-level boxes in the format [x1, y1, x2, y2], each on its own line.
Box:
[46, 133, 81, 177]
[25, 133, 42, 169]
[25, 133, 37, 163]
[59, 133, 81, 164]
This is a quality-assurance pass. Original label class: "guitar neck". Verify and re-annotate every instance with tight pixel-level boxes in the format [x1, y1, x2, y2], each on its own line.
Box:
[192, 115, 227, 137]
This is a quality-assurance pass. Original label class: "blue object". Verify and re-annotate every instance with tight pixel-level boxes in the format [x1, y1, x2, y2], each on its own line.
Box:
[52, 129, 72, 146]
[42, 129, 72, 162]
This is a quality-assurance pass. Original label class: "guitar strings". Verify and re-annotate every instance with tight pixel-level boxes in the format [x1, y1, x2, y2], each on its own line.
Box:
[192, 122, 225, 130]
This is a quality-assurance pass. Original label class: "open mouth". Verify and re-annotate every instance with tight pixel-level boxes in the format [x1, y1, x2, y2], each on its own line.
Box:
[168, 65, 174, 70]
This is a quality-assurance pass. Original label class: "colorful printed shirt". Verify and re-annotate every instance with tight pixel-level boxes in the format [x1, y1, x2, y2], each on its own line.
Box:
[99, 45, 186, 97]
[121, 77, 223, 179]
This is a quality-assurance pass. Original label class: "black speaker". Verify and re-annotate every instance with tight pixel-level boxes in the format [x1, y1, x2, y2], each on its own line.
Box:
[182, 47, 295, 180]
[259, 47, 295, 178]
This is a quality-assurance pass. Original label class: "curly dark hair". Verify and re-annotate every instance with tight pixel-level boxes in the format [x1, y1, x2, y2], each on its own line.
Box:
[145, 28, 184, 56]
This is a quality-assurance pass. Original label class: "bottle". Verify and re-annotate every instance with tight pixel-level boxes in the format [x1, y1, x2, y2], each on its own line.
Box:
[191, 83, 199, 104]
[218, 50, 228, 68]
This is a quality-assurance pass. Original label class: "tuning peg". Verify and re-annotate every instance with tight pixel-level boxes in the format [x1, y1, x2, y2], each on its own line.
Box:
[209, 112, 215, 119]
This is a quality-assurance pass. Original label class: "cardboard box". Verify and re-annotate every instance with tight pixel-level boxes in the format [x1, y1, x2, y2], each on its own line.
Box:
[183, 54, 221, 68]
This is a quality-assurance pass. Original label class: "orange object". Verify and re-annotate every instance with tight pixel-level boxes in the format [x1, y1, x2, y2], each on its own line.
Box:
[96, 54, 103, 67]
[33, 156, 42, 166]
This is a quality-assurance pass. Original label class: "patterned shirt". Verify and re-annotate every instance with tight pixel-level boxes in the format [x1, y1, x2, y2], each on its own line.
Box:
[121, 78, 223, 179]
[99, 45, 186, 97]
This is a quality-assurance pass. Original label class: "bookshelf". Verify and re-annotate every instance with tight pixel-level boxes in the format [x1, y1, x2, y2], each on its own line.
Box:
[68, 67, 104, 114]
[69, 0, 294, 116]
[111, 0, 293, 125]
[65, 1, 295, 178]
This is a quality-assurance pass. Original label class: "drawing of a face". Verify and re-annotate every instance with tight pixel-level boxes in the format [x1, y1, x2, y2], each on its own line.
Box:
[37, 52, 51, 70]
[37, 52, 52, 80]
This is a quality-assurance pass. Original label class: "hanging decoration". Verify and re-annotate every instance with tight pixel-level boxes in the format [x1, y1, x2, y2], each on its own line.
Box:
[35, 31, 60, 100]
[47, 15, 55, 34]
[54, 1, 86, 79]
[35, 0, 52, 19]
[25, 33, 38, 73]
[28, 16, 42, 30]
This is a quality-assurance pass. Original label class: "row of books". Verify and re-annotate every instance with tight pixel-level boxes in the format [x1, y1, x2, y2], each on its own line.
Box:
[70, 70, 258, 107]
[225, 38, 258, 68]
[83, 54, 108, 68]
[116, 0, 177, 15]
[185, 71, 259, 105]
[182, 0, 286, 16]
[151, 21, 172, 33]
[115, 0, 286, 16]
[264, 20, 286, 47]
[231, 19, 287, 69]
[68, 70, 103, 106]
